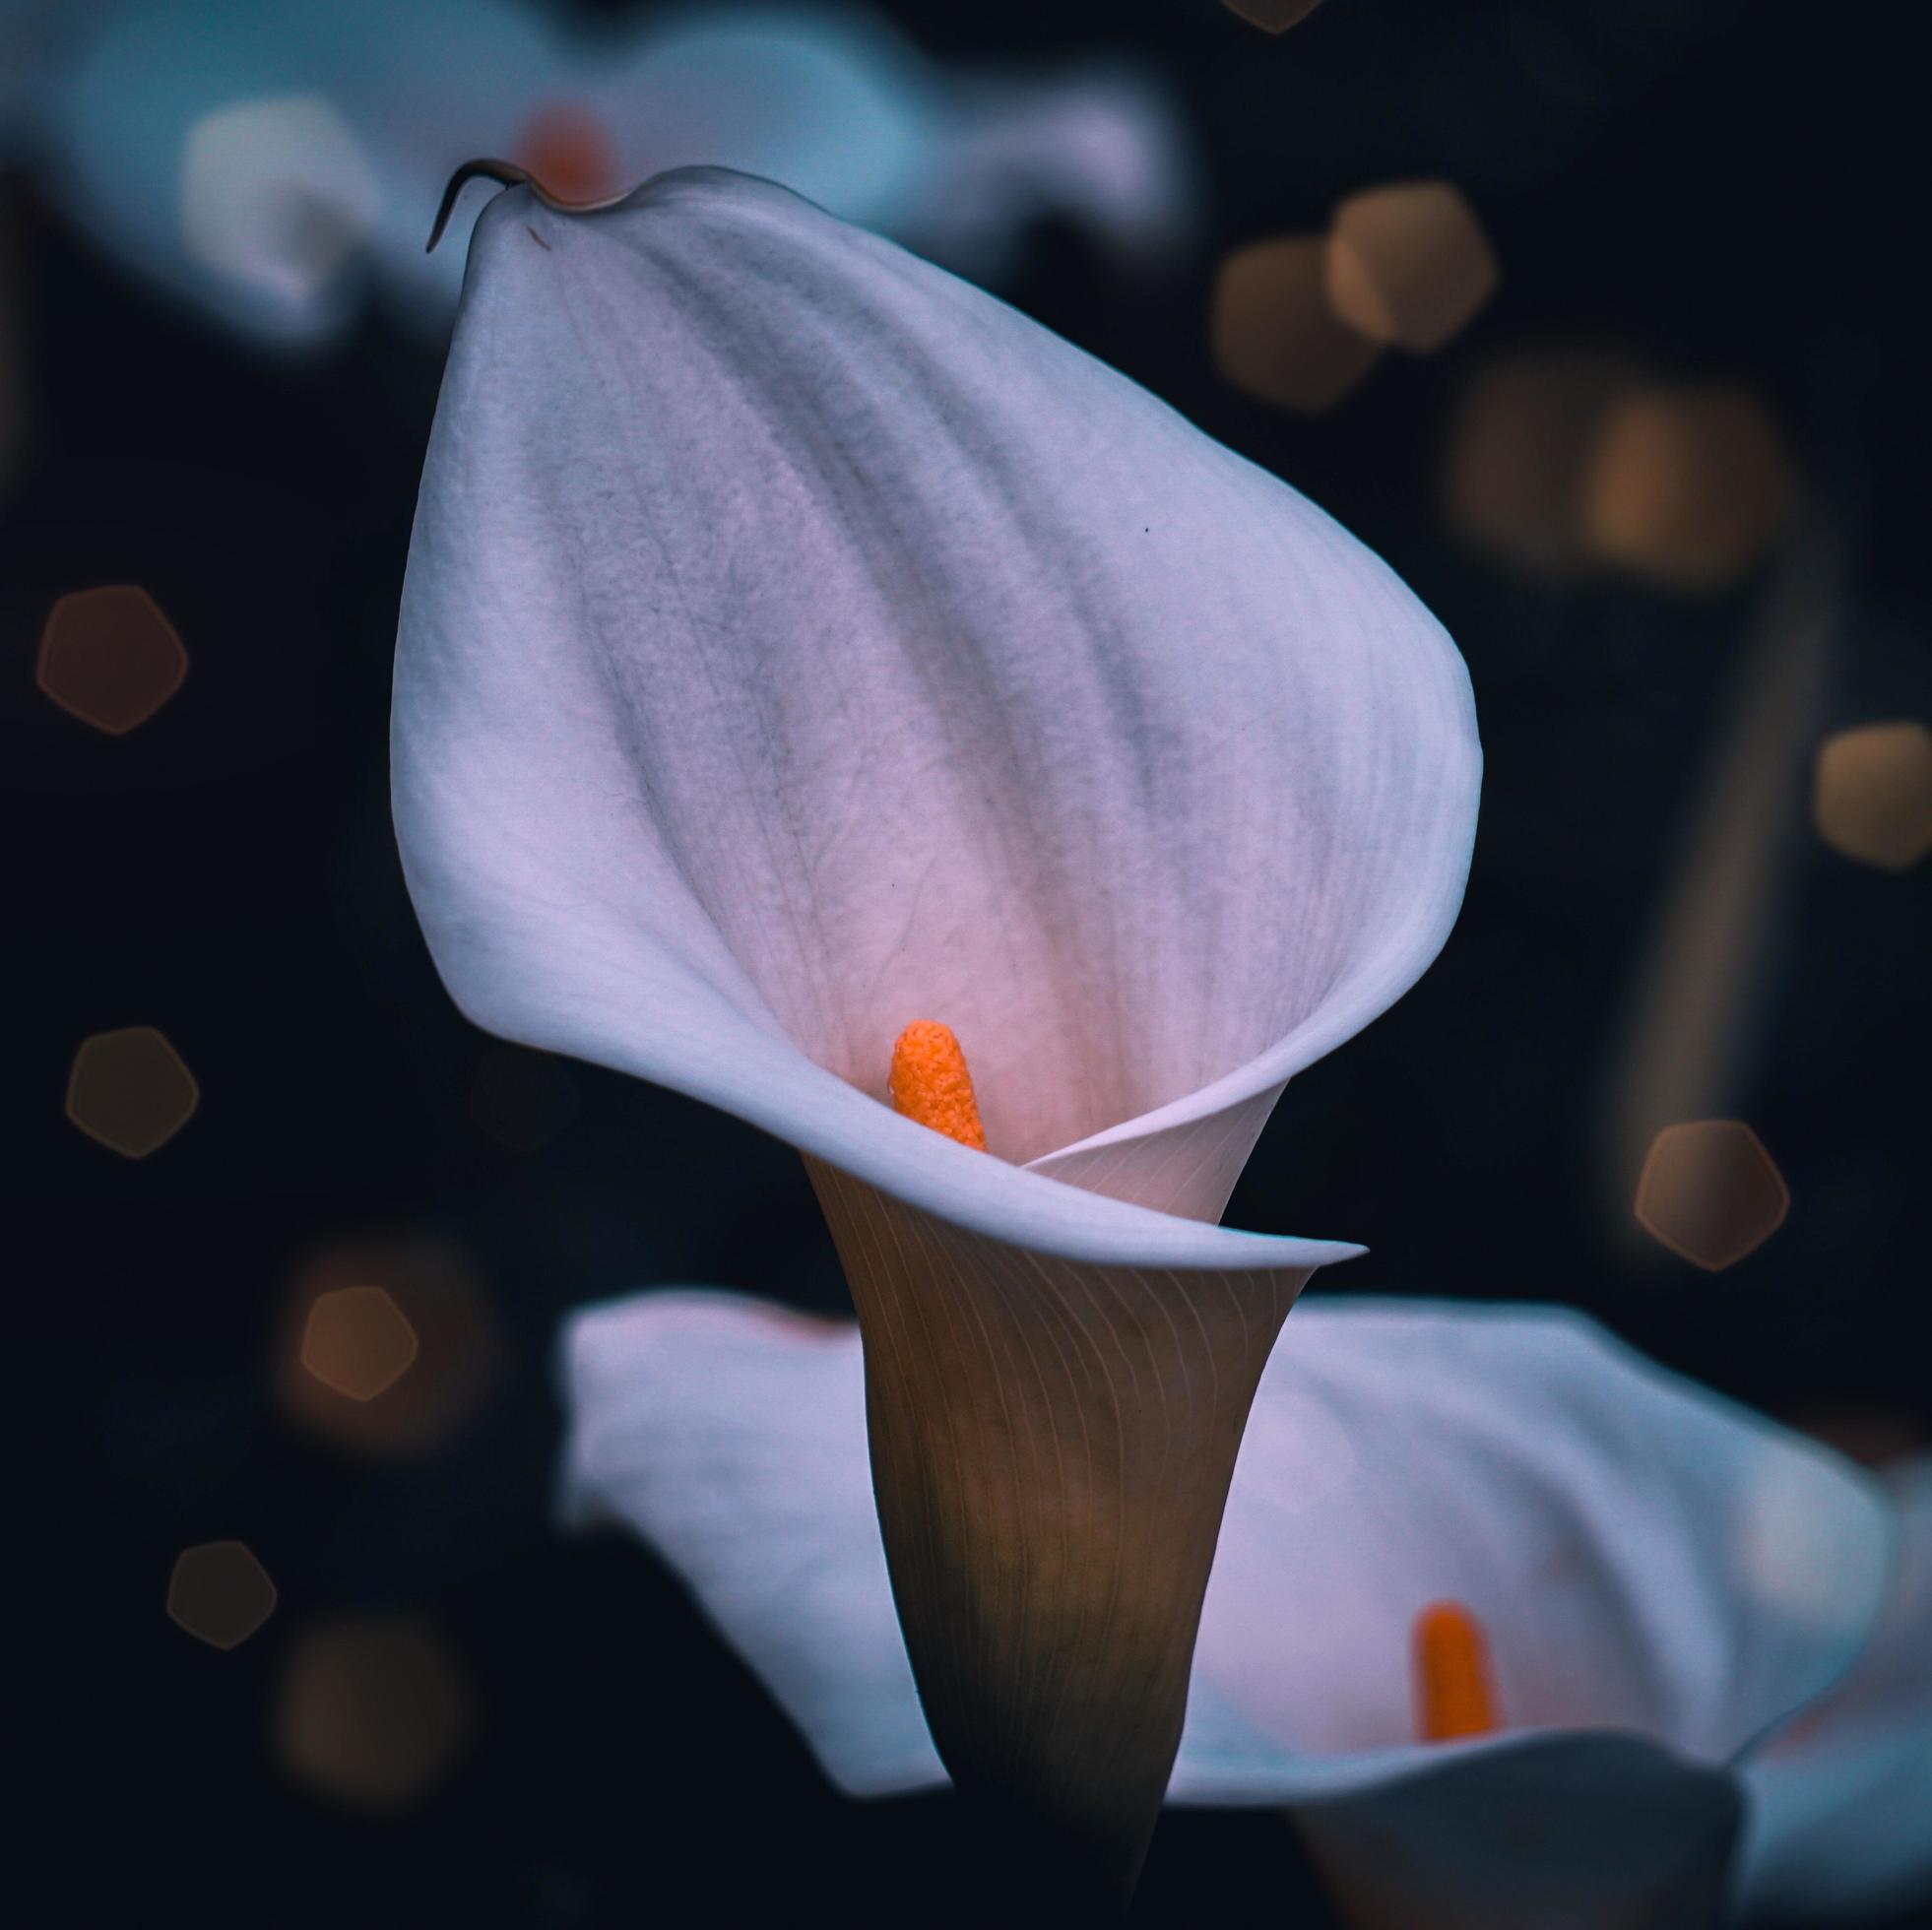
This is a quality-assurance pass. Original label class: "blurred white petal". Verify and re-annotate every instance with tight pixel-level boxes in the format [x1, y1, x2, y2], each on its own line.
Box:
[582, 8, 931, 248]
[559, 1291, 940, 1797]
[1185, 1301, 1891, 1793]
[1736, 1456, 1932, 1920]
[179, 94, 378, 323]
[896, 62, 1203, 277]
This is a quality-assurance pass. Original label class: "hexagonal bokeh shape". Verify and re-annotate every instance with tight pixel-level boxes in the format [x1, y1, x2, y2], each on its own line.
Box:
[65, 1026, 199, 1158]
[1582, 385, 1794, 591]
[1326, 181, 1500, 354]
[1211, 234, 1383, 416]
[272, 1612, 480, 1812]
[1635, 1120, 1790, 1271]
[167, 1540, 278, 1649]
[1813, 720, 1932, 871]
[301, 1285, 420, 1402]
[277, 1233, 506, 1459]
[37, 586, 188, 735]
[1441, 344, 1641, 579]
[1221, 0, 1325, 31]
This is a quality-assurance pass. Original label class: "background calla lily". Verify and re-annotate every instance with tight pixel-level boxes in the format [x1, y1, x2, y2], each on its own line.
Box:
[11, 0, 1196, 347]
[392, 165, 1478, 1893]
[559, 1289, 1903, 1925]
[1734, 1456, 1932, 1923]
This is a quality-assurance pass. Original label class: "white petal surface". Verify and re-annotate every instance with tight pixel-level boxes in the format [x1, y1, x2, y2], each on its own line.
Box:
[394, 166, 1478, 1254]
[559, 1291, 1893, 1803]
[1735, 1456, 1932, 1921]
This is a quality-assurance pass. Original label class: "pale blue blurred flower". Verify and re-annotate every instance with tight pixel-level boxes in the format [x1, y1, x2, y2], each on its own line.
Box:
[1736, 1457, 1932, 1923]
[12, 0, 1198, 348]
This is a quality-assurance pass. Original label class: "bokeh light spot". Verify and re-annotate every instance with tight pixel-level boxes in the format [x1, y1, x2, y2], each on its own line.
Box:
[180, 95, 380, 315]
[1220, 0, 1325, 31]
[1635, 1120, 1789, 1271]
[469, 1046, 581, 1153]
[272, 1613, 479, 1812]
[1582, 385, 1795, 590]
[1325, 182, 1499, 354]
[515, 101, 620, 206]
[1813, 721, 1932, 871]
[1440, 344, 1638, 578]
[65, 1026, 199, 1158]
[277, 1233, 505, 1459]
[1210, 234, 1382, 415]
[36, 586, 188, 736]
[301, 1286, 419, 1403]
[166, 1540, 277, 1650]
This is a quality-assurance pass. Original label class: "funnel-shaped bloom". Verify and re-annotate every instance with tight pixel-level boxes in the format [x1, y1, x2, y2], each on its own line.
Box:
[394, 165, 1477, 1893]
[560, 1290, 1907, 1924]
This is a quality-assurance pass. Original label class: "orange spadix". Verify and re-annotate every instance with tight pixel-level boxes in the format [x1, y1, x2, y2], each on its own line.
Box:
[888, 1021, 987, 1151]
[1413, 1599, 1499, 1742]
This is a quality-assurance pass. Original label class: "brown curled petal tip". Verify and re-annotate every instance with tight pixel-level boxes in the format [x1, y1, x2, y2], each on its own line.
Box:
[427, 159, 537, 253]
[428, 157, 643, 252]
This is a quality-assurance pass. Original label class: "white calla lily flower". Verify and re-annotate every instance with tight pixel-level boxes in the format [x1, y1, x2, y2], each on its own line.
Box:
[393, 164, 1477, 1892]
[560, 1290, 1908, 1925]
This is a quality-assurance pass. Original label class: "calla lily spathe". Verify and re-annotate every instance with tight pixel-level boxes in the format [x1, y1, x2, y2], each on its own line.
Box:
[558, 1289, 1913, 1926]
[393, 163, 1477, 1253]
[392, 164, 1478, 1892]
[1735, 1456, 1932, 1922]
[13, 0, 1195, 347]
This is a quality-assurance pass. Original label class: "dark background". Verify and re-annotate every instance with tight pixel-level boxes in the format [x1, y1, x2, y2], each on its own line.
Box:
[10, 0, 1927, 1922]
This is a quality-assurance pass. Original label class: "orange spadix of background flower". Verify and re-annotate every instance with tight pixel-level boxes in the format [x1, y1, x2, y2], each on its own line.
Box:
[1414, 1599, 1499, 1742]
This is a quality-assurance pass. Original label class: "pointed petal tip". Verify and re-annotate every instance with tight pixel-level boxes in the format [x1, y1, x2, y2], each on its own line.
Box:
[428, 155, 678, 255]
[427, 159, 536, 254]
